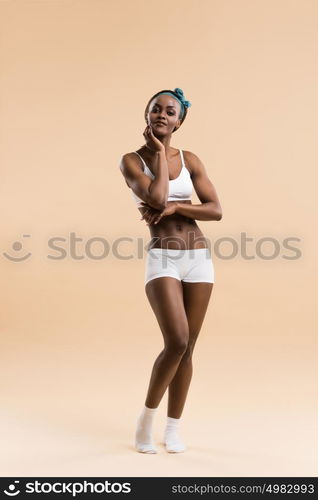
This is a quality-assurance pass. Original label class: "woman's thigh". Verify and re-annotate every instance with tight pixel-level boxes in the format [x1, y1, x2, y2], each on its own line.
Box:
[145, 277, 189, 349]
[182, 281, 213, 350]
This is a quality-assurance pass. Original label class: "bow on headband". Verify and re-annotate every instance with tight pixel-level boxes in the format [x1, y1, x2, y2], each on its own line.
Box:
[173, 87, 192, 110]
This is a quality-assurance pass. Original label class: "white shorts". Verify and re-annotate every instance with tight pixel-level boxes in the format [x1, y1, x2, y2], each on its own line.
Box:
[145, 247, 215, 285]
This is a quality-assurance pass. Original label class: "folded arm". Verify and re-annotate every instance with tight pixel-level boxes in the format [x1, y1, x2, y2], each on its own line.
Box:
[175, 151, 222, 221]
[119, 150, 169, 211]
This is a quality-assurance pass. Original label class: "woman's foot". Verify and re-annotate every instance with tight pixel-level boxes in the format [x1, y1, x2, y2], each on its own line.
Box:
[164, 436, 186, 453]
[163, 416, 186, 453]
[134, 405, 158, 454]
[135, 440, 158, 454]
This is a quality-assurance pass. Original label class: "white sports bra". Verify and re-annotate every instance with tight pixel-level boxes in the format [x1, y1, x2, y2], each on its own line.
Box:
[130, 149, 193, 208]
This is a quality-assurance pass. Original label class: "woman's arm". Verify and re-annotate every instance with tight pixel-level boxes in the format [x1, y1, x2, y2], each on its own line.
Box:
[119, 124, 170, 211]
[119, 149, 169, 211]
[175, 151, 222, 221]
[148, 149, 169, 208]
[175, 201, 222, 221]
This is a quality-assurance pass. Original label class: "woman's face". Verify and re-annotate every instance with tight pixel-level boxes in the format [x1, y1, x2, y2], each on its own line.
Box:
[147, 94, 182, 134]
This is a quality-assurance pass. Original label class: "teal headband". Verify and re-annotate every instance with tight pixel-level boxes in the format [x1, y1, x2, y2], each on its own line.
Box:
[157, 88, 191, 119]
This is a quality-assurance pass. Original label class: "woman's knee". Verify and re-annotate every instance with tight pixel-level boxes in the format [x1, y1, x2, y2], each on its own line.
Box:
[164, 334, 189, 357]
[180, 337, 198, 361]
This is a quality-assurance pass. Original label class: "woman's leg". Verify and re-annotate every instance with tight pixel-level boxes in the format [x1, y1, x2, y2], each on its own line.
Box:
[144, 276, 190, 408]
[167, 282, 214, 418]
[135, 267, 189, 453]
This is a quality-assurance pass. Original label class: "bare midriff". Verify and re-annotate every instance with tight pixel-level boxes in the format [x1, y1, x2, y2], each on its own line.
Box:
[139, 200, 209, 250]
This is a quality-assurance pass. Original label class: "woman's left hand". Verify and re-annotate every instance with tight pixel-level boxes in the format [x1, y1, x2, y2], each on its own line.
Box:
[140, 201, 178, 225]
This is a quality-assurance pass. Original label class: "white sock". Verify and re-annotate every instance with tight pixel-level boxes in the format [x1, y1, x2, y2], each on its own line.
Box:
[135, 405, 158, 453]
[164, 416, 186, 453]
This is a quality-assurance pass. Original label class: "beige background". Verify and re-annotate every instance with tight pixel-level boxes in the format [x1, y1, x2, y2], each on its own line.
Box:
[0, 0, 317, 476]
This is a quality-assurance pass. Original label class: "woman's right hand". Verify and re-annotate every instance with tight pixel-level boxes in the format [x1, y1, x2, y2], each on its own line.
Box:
[143, 124, 165, 153]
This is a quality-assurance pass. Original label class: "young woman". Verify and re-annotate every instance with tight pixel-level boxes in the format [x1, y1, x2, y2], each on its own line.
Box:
[119, 88, 222, 453]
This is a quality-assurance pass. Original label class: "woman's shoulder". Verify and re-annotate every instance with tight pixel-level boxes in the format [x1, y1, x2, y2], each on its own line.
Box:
[120, 149, 140, 160]
[182, 149, 200, 161]
[120, 147, 147, 165]
[118, 150, 145, 186]
[182, 150, 202, 175]
[120, 149, 144, 165]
